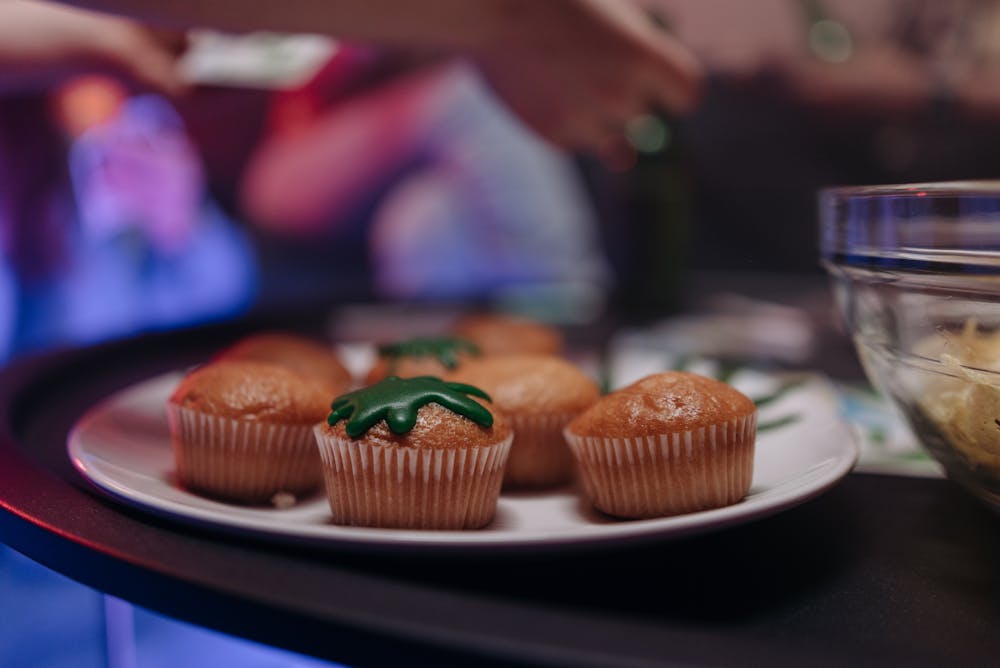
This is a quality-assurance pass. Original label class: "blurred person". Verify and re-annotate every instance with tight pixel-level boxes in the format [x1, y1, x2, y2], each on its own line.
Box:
[362, 64, 610, 304]
[0, 0, 707, 358]
[53, 0, 703, 310]
[59, 0, 704, 151]
[0, 0, 255, 359]
[60, 93, 256, 342]
[238, 49, 610, 305]
[0, 1, 181, 359]
[33, 0, 703, 316]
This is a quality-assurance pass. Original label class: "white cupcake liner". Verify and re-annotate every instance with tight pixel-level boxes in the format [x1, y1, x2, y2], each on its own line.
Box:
[166, 403, 322, 503]
[313, 428, 513, 530]
[504, 411, 580, 488]
[564, 412, 756, 519]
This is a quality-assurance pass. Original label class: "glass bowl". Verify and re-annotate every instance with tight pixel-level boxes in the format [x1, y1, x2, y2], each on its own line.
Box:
[821, 181, 1000, 511]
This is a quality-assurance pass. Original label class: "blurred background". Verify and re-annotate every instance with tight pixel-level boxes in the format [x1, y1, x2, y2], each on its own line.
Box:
[3, 0, 1000, 665]
[6, 0, 1000, 363]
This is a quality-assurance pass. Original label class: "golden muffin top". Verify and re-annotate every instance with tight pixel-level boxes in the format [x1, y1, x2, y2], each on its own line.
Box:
[447, 354, 599, 415]
[365, 336, 480, 385]
[169, 360, 331, 424]
[452, 314, 563, 356]
[567, 372, 755, 438]
[320, 375, 510, 449]
[216, 332, 352, 394]
[320, 402, 510, 450]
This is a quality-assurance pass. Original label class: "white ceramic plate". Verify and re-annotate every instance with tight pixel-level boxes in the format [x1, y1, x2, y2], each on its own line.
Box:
[68, 371, 858, 553]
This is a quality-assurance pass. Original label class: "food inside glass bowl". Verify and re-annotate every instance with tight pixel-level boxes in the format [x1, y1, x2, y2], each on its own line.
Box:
[915, 319, 1000, 476]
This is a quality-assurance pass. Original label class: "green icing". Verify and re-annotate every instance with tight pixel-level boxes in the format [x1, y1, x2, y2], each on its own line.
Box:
[377, 336, 480, 372]
[328, 376, 493, 438]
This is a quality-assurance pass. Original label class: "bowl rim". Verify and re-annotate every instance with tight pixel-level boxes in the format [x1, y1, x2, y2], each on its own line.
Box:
[821, 180, 1000, 199]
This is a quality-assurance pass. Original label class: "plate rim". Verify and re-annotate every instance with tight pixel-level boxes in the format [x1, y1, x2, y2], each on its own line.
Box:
[67, 372, 859, 554]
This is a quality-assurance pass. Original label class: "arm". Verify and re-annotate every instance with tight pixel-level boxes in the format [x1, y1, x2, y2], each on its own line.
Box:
[0, 1, 184, 94]
[59, 0, 702, 148]
[62, 0, 505, 50]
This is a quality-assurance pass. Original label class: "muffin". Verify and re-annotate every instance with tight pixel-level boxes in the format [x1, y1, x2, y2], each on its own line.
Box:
[365, 336, 480, 385]
[452, 314, 563, 356]
[313, 376, 513, 529]
[564, 372, 757, 519]
[448, 354, 599, 488]
[166, 360, 330, 503]
[217, 332, 352, 395]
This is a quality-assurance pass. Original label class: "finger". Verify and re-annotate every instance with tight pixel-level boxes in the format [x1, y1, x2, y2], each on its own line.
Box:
[111, 26, 188, 96]
[129, 48, 187, 96]
[595, 131, 637, 172]
[548, 110, 621, 152]
[643, 36, 704, 115]
[562, 113, 632, 162]
[147, 27, 191, 58]
[543, 123, 591, 152]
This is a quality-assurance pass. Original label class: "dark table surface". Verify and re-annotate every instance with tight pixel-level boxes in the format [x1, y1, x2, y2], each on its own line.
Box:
[1, 318, 999, 667]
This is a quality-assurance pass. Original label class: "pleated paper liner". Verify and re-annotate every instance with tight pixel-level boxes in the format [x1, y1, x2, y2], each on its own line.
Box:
[564, 412, 756, 519]
[166, 404, 322, 504]
[314, 428, 513, 530]
[504, 411, 580, 488]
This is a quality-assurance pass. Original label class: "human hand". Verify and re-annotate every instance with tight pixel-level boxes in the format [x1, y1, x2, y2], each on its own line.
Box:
[469, 0, 702, 151]
[0, 0, 185, 95]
